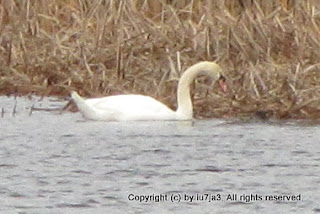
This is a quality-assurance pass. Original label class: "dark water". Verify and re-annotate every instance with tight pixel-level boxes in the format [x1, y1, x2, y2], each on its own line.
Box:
[0, 96, 319, 214]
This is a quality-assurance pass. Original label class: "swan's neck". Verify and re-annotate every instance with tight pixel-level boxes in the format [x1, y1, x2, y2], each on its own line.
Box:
[176, 65, 203, 119]
[175, 62, 220, 119]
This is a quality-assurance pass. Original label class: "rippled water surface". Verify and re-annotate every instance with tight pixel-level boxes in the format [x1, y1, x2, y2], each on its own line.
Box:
[0, 96, 319, 214]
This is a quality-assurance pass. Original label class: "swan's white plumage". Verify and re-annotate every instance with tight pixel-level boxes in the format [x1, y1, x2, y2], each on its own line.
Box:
[79, 94, 176, 120]
[71, 61, 226, 121]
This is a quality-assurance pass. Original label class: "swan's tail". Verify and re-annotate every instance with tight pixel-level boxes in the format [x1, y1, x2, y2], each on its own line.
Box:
[70, 91, 97, 119]
[71, 91, 86, 107]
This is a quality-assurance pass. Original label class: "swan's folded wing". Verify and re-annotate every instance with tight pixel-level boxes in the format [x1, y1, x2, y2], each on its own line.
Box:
[88, 94, 176, 120]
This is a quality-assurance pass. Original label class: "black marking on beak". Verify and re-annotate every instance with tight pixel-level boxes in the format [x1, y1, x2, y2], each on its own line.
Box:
[218, 75, 227, 93]
[219, 75, 226, 82]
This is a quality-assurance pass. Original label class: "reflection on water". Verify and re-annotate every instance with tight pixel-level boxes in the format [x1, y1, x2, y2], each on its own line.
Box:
[0, 96, 319, 214]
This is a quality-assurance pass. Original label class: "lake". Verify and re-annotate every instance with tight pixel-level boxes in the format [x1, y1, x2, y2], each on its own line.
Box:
[0, 96, 319, 214]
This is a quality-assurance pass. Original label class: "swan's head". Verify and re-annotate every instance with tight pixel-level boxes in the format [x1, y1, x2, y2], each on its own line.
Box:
[218, 74, 227, 93]
[197, 61, 227, 93]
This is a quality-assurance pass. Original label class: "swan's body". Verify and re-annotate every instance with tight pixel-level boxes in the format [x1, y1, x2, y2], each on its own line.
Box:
[71, 61, 226, 121]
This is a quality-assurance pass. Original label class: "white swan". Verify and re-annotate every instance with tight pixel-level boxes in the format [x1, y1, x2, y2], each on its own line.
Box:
[71, 61, 227, 121]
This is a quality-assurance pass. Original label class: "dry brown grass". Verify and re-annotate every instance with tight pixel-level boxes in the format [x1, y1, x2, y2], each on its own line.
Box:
[0, 0, 320, 119]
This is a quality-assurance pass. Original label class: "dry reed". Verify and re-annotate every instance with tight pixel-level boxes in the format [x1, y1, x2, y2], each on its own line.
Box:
[0, 0, 320, 119]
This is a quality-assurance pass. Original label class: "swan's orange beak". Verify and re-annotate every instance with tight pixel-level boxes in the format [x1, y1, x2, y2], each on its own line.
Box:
[218, 75, 227, 93]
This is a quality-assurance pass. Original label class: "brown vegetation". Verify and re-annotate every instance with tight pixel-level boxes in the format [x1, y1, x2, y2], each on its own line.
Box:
[0, 0, 320, 119]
